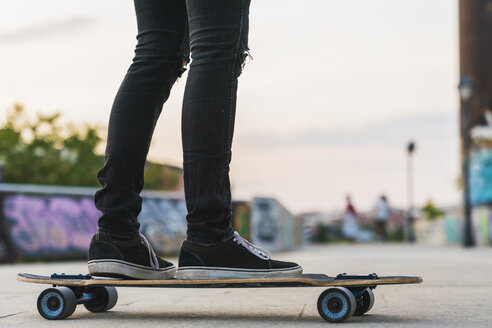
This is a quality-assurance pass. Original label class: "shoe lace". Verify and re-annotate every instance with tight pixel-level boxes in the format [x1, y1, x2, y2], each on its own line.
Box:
[232, 231, 271, 260]
[139, 233, 159, 270]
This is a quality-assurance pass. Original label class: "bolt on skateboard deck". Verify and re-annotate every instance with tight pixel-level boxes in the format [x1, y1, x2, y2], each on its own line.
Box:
[17, 272, 422, 323]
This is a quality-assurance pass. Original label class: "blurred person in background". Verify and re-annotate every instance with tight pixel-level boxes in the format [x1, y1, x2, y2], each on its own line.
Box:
[375, 195, 389, 242]
[87, 0, 302, 281]
[342, 195, 359, 242]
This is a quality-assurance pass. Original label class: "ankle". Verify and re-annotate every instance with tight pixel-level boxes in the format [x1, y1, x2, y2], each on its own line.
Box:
[97, 229, 138, 240]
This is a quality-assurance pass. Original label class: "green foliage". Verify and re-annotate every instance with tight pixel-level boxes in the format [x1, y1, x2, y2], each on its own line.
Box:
[0, 104, 104, 186]
[144, 162, 181, 190]
[312, 223, 329, 243]
[311, 223, 344, 243]
[421, 200, 445, 221]
[387, 227, 405, 242]
[0, 104, 182, 190]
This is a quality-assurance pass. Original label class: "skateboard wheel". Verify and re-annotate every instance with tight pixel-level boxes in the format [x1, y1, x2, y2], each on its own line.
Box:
[83, 286, 118, 313]
[37, 287, 77, 320]
[354, 288, 375, 316]
[317, 287, 356, 323]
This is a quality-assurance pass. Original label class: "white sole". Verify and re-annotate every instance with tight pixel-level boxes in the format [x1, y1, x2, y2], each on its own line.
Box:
[88, 259, 176, 280]
[176, 266, 303, 280]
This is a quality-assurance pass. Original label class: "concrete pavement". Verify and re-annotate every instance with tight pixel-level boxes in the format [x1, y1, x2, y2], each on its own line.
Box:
[1, 244, 491, 327]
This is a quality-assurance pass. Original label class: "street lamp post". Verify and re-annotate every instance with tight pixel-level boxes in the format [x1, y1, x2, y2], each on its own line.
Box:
[406, 141, 416, 243]
[459, 76, 475, 247]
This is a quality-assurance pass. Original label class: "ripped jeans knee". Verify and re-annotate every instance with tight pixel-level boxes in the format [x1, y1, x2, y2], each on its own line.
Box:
[177, 55, 190, 81]
[237, 49, 253, 77]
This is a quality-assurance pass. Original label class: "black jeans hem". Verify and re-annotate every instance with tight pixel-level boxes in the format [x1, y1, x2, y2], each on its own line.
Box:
[98, 228, 139, 239]
[186, 226, 235, 245]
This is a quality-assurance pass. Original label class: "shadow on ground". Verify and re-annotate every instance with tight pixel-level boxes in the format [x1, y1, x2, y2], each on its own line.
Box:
[72, 310, 432, 325]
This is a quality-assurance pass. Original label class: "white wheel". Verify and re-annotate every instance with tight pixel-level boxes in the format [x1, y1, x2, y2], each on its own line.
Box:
[37, 287, 77, 320]
[317, 287, 357, 323]
[354, 288, 375, 316]
[83, 286, 118, 313]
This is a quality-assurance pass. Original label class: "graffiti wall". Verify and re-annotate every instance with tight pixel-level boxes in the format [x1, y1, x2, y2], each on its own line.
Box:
[280, 203, 295, 251]
[414, 208, 492, 246]
[232, 201, 251, 241]
[472, 206, 491, 246]
[250, 197, 302, 252]
[0, 184, 188, 262]
[415, 218, 445, 245]
[470, 150, 492, 206]
[251, 197, 281, 251]
[1, 193, 100, 260]
[443, 216, 462, 244]
[0, 184, 303, 262]
[138, 198, 187, 255]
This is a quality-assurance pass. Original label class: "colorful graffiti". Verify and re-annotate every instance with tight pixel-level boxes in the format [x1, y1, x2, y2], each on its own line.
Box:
[251, 197, 302, 251]
[443, 216, 461, 244]
[2, 194, 100, 257]
[0, 193, 189, 259]
[470, 150, 492, 206]
[0, 185, 302, 262]
[472, 206, 491, 246]
[251, 198, 279, 248]
[138, 198, 187, 254]
[232, 202, 251, 241]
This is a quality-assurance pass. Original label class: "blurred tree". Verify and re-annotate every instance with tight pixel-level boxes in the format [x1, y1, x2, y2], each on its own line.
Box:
[144, 162, 181, 190]
[0, 104, 182, 190]
[312, 223, 328, 243]
[420, 200, 445, 221]
[0, 104, 104, 186]
[387, 227, 405, 242]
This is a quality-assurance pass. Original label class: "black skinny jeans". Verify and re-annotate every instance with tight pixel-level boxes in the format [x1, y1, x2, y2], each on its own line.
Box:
[94, 0, 251, 245]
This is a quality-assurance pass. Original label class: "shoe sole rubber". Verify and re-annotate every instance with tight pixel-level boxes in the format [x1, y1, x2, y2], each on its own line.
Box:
[176, 265, 303, 280]
[88, 259, 176, 280]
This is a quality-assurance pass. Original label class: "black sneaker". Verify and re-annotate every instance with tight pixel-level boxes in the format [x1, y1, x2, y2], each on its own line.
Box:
[177, 231, 302, 279]
[88, 232, 176, 280]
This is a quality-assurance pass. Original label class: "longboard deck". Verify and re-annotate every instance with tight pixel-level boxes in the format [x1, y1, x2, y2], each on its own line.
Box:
[17, 273, 422, 288]
[20, 272, 423, 322]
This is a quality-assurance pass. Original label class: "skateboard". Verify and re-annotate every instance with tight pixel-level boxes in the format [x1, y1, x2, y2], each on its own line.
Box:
[17, 272, 422, 323]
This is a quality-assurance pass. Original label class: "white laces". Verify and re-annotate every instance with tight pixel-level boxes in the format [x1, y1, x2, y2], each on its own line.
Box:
[139, 233, 159, 269]
[232, 231, 271, 260]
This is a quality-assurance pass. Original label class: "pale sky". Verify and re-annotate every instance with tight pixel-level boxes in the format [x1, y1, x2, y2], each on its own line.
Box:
[0, 0, 460, 213]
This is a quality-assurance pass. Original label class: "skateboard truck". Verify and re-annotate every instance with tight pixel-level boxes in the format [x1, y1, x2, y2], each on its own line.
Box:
[336, 273, 379, 280]
[335, 273, 379, 299]
[51, 273, 92, 280]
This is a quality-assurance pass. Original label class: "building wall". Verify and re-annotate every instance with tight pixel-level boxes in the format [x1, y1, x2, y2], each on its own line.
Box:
[0, 183, 186, 262]
[250, 197, 302, 252]
[0, 184, 303, 262]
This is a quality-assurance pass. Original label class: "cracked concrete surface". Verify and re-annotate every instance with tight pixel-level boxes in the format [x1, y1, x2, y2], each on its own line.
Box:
[1, 244, 491, 327]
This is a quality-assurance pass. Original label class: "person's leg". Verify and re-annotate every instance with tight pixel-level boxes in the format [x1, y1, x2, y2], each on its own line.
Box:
[374, 220, 382, 241]
[89, 0, 189, 280]
[181, 0, 250, 245]
[95, 0, 189, 237]
[177, 0, 302, 279]
[382, 221, 387, 242]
